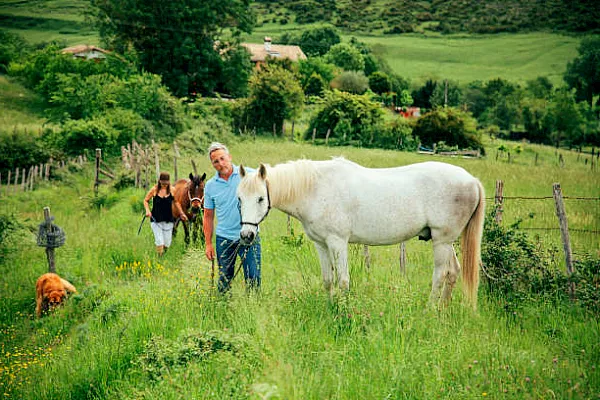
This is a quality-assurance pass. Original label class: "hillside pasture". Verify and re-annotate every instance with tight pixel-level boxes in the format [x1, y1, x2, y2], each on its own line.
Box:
[1, 135, 599, 399]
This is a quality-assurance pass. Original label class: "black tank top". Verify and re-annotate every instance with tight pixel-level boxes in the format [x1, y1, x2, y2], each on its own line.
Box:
[152, 193, 174, 223]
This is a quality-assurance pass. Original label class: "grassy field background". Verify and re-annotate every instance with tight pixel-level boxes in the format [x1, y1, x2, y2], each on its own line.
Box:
[1, 1, 599, 398]
[0, 78, 599, 397]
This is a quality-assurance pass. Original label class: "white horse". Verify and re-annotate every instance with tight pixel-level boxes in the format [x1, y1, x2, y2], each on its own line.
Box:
[238, 158, 485, 308]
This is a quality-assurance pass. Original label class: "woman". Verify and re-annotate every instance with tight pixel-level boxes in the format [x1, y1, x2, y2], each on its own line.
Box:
[143, 172, 182, 257]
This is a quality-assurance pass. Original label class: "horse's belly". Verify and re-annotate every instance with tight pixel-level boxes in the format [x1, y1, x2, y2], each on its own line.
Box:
[349, 215, 425, 246]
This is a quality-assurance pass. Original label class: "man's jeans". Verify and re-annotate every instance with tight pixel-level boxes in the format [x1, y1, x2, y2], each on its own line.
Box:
[215, 235, 261, 293]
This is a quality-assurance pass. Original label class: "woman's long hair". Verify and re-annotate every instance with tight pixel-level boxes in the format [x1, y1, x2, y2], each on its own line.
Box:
[154, 171, 171, 195]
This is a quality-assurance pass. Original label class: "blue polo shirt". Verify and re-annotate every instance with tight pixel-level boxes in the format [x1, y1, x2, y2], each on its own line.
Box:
[204, 165, 255, 240]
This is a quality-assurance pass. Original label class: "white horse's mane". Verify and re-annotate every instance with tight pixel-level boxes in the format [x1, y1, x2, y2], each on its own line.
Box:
[266, 159, 321, 206]
[241, 158, 357, 206]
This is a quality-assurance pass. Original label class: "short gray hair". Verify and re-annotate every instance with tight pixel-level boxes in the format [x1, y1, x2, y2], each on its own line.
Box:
[207, 142, 229, 159]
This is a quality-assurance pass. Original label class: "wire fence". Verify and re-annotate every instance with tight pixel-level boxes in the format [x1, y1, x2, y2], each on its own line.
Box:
[488, 189, 600, 261]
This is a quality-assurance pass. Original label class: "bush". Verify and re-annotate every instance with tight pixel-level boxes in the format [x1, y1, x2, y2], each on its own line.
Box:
[330, 71, 369, 94]
[0, 128, 50, 172]
[60, 118, 118, 157]
[305, 90, 384, 146]
[413, 107, 483, 151]
[232, 65, 304, 134]
[368, 71, 391, 95]
[0, 30, 28, 73]
[374, 118, 417, 150]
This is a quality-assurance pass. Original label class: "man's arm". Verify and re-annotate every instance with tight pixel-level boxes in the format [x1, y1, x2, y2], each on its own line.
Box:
[203, 208, 215, 260]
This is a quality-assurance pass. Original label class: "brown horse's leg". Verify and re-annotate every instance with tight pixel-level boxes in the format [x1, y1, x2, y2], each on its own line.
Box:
[182, 219, 190, 247]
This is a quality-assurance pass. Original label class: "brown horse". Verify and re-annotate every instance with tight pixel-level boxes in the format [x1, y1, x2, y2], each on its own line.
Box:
[172, 172, 206, 247]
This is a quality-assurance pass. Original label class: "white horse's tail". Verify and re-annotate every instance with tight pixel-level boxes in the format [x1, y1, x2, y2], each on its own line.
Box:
[461, 180, 485, 310]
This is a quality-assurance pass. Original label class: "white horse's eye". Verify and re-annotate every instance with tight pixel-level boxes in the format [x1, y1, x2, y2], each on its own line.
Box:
[258, 197, 264, 203]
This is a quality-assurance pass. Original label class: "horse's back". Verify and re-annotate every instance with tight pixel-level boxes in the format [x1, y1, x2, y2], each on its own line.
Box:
[308, 160, 482, 245]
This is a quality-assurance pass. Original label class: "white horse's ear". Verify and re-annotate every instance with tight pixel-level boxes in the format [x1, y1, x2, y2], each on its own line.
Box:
[240, 164, 246, 177]
[259, 164, 267, 180]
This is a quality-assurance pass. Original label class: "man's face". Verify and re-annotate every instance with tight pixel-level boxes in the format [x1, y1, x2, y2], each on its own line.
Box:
[210, 149, 233, 177]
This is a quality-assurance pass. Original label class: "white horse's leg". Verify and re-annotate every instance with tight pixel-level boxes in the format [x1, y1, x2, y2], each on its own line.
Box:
[441, 245, 460, 303]
[314, 242, 334, 296]
[430, 242, 454, 305]
[326, 237, 349, 291]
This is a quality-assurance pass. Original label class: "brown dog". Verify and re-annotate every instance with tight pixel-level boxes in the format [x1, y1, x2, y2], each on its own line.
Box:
[35, 273, 77, 317]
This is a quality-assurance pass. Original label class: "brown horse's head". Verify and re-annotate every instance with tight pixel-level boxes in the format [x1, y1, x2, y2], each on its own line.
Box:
[188, 172, 206, 212]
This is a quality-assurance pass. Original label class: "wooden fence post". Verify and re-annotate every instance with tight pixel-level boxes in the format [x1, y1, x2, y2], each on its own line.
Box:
[287, 215, 291, 235]
[95, 148, 101, 196]
[399, 242, 407, 276]
[495, 180, 504, 224]
[43, 207, 56, 273]
[153, 140, 160, 181]
[325, 128, 331, 145]
[552, 183, 575, 298]
[312, 128, 316, 144]
[21, 168, 26, 191]
[14, 168, 19, 194]
[291, 121, 295, 141]
[173, 142, 180, 181]
[552, 183, 574, 273]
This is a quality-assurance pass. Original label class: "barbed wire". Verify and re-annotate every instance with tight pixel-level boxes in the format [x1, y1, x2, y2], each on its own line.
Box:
[486, 196, 600, 201]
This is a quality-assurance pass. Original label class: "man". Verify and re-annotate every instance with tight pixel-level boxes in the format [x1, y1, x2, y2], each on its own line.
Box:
[203, 142, 261, 293]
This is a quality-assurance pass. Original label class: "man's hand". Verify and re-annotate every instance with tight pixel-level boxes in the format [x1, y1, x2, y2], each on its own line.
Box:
[205, 243, 215, 261]
[180, 213, 188, 221]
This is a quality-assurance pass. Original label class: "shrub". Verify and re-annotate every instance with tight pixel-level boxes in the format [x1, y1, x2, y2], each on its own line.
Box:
[481, 210, 600, 316]
[0, 128, 50, 172]
[368, 71, 391, 95]
[232, 65, 304, 134]
[413, 107, 483, 151]
[60, 118, 118, 157]
[305, 90, 384, 146]
[0, 30, 28, 73]
[330, 71, 369, 94]
[304, 73, 328, 97]
[374, 118, 417, 150]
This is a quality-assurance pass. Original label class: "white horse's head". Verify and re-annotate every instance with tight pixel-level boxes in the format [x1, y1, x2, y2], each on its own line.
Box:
[238, 164, 270, 245]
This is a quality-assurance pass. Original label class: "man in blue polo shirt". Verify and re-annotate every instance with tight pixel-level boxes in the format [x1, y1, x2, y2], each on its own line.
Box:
[203, 142, 261, 293]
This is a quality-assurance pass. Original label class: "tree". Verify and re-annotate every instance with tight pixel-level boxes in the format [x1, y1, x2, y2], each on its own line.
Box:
[564, 37, 600, 107]
[368, 71, 391, 94]
[237, 65, 304, 134]
[412, 80, 437, 109]
[325, 43, 365, 72]
[298, 57, 337, 89]
[306, 90, 384, 146]
[0, 30, 28, 73]
[430, 80, 463, 108]
[299, 27, 340, 57]
[89, 0, 254, 97]
[413, 107, 483, 151]
[330, 71, 369, 94]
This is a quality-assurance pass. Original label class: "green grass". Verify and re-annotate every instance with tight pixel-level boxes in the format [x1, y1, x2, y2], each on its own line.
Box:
[1, 129, 599, 398]
[0, 32, 599, 399]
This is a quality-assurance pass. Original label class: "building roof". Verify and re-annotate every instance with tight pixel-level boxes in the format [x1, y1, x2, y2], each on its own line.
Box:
[61, 45, 110, 58]
[241, 42, 307, 63]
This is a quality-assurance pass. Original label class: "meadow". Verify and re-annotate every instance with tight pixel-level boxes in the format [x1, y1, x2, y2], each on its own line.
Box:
[1, 133, 599, 399]
[1, 2, 599, 398]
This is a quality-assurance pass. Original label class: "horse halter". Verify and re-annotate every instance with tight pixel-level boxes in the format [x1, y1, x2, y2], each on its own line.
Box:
[188, 182, 204, 209]
[240, 180, 271, 228]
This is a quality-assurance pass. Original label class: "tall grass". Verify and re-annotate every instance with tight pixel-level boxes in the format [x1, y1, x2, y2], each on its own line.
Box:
[1, 135, 599, 399]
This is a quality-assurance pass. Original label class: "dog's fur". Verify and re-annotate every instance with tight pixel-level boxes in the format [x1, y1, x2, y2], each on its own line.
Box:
[35, 273, 77, 317]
